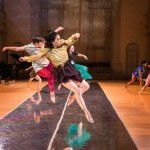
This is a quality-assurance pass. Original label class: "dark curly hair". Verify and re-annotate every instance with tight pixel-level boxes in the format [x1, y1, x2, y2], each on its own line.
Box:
[45, 31, 58, 48]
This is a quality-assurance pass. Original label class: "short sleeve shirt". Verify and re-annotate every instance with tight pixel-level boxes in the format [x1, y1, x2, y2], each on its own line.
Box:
[132, 65, 145, 78]
[24, 43, 50, 72]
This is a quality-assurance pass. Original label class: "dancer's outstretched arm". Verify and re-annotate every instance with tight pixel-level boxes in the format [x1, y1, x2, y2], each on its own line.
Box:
[55, 26, 64, 33]
[21, 33, 80, 63]
[19, 48, 49, 62]
[77, 53, 88, 60]
[2, 46, 25, 52]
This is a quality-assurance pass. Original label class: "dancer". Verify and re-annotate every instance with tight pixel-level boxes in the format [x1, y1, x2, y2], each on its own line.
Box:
[20, 31, 94, 123]
[2, 37, 55, 102]
[139, 64, 150, 94]
[25, 66, 42, 91]
[125, 60, 148, 88]
[68, 45, 92, 80]
[60, 45, 92, 106]
[58, 45, 92, 89]
[2, 27, 64, 103]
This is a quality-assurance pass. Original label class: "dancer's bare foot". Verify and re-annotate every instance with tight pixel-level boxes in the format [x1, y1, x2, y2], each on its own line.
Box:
[85, 113, 94, 124]
[139, 91, 142, 94]
[50, 92, 55, 103]
[67, 95, 75, 106]
[58, 84, 62, 90]
[27, 81, 31, 88]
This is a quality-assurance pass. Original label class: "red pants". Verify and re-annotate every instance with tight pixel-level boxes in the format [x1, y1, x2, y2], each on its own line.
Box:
[37, 63, 54, 92]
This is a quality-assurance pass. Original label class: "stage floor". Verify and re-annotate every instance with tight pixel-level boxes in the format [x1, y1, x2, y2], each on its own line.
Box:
[99, 81, 150, 150]
[0, 80, 149, 149]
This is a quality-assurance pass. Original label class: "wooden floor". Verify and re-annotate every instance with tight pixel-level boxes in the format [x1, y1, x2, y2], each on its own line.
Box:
[99, 81, 150, 150]
[0, 80, 150, 150]
[0, 80, 47, 119]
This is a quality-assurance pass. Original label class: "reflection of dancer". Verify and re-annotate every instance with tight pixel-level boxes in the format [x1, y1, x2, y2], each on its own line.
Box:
[139, 64, 150, 94]
[29, 91, 53, 124]
[25, 66, 42, 91]
[20, 31, 94, 123]
[30, 91, 43, 124]
[125, 60, 148, 88]
[64, 122, 91, 150]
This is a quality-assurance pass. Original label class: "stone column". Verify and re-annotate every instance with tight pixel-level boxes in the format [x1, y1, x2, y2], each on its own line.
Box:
[111, 0, 123, 73]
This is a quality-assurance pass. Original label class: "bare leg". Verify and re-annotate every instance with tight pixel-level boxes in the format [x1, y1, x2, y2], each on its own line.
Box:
[27, 77, 34, 87]
[35, 75, 42, 91]
[62, 81, 94, 123]
[37, 64, 55, 103]
[139, 83, 149, 94]
[67, 80, 90, 106]
[63, 148, 73, 150]
[137, 77, 143, 88]
[79, 80, 90, 93]
[125, 75, 136, 88]
[58, 83, 62, 90]
[50, 91, 55, 103]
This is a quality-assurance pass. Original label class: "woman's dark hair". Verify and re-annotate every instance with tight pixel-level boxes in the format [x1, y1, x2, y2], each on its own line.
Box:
[45, 30, 58, 48]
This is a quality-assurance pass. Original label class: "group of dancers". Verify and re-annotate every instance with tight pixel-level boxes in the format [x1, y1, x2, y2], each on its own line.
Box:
[3, 26, 150, 149]
[2, 27, 94, 124]
[125, 60, 150, 94]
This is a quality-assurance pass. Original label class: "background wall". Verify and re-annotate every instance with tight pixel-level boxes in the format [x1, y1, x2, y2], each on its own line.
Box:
[0, 0, 150, 77]
[119, 0, 150, 74]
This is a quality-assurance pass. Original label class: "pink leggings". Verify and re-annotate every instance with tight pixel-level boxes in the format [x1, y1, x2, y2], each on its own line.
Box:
[37, 63, 54, 92]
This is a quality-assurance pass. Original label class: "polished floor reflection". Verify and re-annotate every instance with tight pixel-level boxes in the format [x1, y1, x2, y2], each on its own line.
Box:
[0, 82, 137, 150]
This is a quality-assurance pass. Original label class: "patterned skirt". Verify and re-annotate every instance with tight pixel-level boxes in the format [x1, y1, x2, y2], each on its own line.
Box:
[54, 60, 83, 83]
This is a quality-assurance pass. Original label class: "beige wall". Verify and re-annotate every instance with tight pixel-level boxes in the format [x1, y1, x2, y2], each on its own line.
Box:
[4, 0, 31, 45]
[3, 0, 32, 63]
[119, 0, 149, 73]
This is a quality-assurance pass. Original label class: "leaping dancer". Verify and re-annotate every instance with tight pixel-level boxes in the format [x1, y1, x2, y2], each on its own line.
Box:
[20, 30, 94, 123]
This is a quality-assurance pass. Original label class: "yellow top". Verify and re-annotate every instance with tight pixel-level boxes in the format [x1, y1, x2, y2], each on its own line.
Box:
[23, 34, 78, 67]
